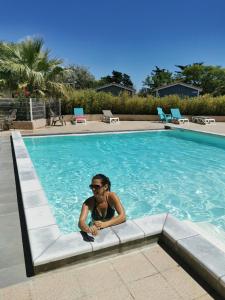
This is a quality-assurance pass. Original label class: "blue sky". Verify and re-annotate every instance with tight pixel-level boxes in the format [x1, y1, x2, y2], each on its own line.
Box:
[1, 0, 225, 90]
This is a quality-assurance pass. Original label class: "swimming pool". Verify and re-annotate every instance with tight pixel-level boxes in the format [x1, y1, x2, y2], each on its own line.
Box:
[24, 130, 225, 233]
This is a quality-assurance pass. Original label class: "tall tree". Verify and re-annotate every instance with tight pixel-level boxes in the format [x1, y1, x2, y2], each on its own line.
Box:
[97, 75, 112, 86]
[122, 73, 133, 87]
[112, 70, 123, 84]
[175, 63, 204, 86]
[98, 70, 133, 87]
[0, 37, 69, 97]
[142, 66, 174, 94]
[63, 65, 95, 89]
[175, 63, 225, 95]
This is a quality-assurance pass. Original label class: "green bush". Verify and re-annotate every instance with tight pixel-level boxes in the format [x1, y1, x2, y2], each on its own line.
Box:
[61, 90, 225, 115]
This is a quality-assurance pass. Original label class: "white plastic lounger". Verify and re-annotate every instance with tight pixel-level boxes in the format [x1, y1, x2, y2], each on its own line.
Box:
[171, 108, 189, 124]
[102, 110, 120, 124]
[192, 116, 216, 125]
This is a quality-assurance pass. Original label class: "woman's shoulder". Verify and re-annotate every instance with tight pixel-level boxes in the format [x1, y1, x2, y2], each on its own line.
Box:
[107, 191, 120, 203]
[108, 191, 116, 198]
[84, 196, 95, 207]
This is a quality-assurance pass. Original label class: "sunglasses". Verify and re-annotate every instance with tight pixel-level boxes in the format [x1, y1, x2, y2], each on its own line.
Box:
[89, 184, 102, 190]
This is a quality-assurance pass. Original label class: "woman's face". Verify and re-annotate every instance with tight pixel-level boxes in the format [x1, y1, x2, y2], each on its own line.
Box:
[89, 179, 106, 196]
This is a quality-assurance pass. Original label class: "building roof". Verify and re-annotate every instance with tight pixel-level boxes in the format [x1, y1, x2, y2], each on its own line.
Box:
[155, 82, 202, 92]
[96, 83, 135, 92]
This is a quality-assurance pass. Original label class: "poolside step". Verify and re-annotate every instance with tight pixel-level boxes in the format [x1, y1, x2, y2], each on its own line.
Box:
[184, 220, 225, 253]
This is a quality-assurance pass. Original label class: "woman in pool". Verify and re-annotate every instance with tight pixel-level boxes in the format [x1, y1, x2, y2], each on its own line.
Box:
[78, 174, 126, 236]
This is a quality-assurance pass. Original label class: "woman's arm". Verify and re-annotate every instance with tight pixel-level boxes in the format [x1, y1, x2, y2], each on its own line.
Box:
[94, 192, 126, 229]
[78, 202, 98, 235]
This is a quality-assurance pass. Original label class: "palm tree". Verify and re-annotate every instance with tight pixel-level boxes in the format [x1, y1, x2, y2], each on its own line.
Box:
[0, 37, 69, 98]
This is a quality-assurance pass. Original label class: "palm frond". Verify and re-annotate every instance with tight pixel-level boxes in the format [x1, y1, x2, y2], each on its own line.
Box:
[0, 37, 66, 98]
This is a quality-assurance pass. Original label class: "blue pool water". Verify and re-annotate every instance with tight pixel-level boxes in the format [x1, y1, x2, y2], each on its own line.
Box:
[24, 130, 225, 233]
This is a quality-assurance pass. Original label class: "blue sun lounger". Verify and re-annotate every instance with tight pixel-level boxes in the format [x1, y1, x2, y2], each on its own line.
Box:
[157, 107, 172, 123]
[171, 108, 189, 124]
[74, 107, 87, 124]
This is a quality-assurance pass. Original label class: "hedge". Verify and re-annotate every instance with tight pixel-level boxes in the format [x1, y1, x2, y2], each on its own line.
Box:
[61, 90, 225, 115]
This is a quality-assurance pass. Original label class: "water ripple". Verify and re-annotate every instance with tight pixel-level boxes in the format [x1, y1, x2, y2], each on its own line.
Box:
[24, 131, 225, 233]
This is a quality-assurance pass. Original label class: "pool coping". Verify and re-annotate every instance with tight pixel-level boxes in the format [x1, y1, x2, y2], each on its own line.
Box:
[12, 130, 225, 298]
[169, 123, 225, 138]
[22, 128, 166, 139]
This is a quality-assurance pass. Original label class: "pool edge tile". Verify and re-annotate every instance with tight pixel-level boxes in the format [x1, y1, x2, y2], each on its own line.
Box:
[111, 220, 145, 243]
[20, 179, 43, 193]
[22, 190, 48, 209]
[91, 227, 120, 251]
[133, 213, 167, 237]
[177, 235, 225, 280]
[162, 214, 199, 244]
[34, 232, 92, 266]
[28, 225, 61, 261]
[24, 205, 56, 230]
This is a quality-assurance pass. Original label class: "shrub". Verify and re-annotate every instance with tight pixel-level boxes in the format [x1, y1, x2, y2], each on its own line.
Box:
[61, 90, 225, 115]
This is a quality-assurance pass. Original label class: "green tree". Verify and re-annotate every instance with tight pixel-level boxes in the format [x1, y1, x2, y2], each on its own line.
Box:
[112, 70, 123, 84]
[97, 70, 133, 87]
[122, 73, 133, 87]
[142, 66, 174, 94]
[63, 65, 95, 89]
[175, 63, 225, 95]
[97, 75, 112, 86]
[0, 37, 69, 97]
[175, 63, 204, 86]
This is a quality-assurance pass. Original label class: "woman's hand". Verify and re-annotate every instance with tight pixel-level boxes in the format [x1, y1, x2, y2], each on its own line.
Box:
[94, 221, 106, 229]
[89, 225, 99, 236]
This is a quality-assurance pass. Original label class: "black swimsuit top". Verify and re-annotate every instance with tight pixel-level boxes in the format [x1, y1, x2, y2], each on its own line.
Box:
[91, 199, 115, 221]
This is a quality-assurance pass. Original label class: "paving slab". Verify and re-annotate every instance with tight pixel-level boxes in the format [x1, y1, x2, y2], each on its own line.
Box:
[0, 202, 18, 215]
[162, 266, 207, 299]
[85, 284, 133, 300]
[127, 273, 181, 300]
[0, 190, 17, 204]
[30, 270, 84, 300]
[0, 264, 27, 288]
[75, 261, 122, 297]
[0, 212, 22, 248]
[0, 168, 15, 180]
[0, 282, 32, 300]
[0, 244, 24, 269]
[111, 251, 157, 283]
[0, 243, 213, 299]
[195, 295, 214, 300]
[0, 177, 14, 190]
[142, 243, 178, 272]
[0, 136, 27, 287]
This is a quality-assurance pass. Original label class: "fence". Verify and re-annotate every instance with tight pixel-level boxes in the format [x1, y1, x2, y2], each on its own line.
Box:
[0, 98, 61, 121]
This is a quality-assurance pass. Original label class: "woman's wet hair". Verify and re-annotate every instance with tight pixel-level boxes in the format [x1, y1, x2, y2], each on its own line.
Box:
[92, 174, 111, 191]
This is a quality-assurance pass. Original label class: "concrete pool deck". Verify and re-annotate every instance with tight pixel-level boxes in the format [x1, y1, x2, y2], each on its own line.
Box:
[1, 119, 225, 137]
[0, 135, 28, 288]
[0, 243, 214, 300]
[13, 119, 225, 137]
[1, 121, 225, 299]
